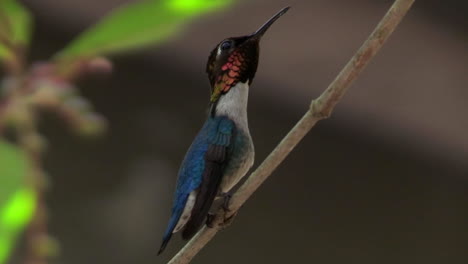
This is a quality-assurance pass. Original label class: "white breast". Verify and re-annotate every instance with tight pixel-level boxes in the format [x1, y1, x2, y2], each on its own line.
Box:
[215, 81, 250, 132]
[216, 81, 255, 192]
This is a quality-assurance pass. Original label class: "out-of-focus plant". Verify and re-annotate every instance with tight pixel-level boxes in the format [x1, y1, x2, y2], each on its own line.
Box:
[0, 0, 232, 263]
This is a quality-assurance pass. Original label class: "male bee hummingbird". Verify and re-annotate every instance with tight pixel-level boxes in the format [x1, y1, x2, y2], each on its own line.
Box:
[158, 7, 290, 254]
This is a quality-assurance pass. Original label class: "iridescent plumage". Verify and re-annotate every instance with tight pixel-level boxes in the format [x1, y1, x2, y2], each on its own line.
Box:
[158, 7, 290, 254]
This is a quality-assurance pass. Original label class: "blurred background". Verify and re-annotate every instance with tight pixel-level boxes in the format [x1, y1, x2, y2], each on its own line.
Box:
[8, 0, 468, 263]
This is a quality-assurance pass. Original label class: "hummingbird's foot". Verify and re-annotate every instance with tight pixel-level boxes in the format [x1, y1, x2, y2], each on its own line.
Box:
[219, 192, 237, 229]
[205, 192, 238, 230]
[206, 213, 216, 228]
[205, 209, 238, 230]
[221, 192, 233, 211]
[221, 192, 237, 229]
[220, 210, 238, 230]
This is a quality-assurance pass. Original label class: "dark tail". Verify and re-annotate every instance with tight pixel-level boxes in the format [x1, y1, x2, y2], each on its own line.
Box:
[157, 232, 172, 255]
[157, 194, 189, 255]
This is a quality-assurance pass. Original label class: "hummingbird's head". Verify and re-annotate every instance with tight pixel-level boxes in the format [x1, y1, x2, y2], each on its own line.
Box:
[206, 7, 290, 103]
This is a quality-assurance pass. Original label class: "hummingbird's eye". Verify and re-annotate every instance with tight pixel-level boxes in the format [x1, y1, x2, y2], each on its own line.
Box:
[220, 41, 232, 50]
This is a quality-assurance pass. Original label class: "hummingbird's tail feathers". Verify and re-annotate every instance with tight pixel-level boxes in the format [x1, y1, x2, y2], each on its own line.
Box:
[157, 232, 172, 255]
[157, 193, 190, 255]
[182, 154, 224, 239]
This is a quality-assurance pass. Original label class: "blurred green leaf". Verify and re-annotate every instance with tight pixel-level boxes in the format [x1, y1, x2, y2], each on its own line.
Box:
[0, 189, 35, 264]
[55, 0, 233, 61]
[0, 0, 33, 60]
[0, 140, 27, 206]
[0, 140, 35, 264]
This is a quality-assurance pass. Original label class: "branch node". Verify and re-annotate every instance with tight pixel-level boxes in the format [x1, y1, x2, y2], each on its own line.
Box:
[310, 99, 330, 120]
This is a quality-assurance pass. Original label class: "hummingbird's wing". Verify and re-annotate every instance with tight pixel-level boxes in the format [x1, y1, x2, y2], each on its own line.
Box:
[158, 117, 235, 254]
[181, 117, 235, 239]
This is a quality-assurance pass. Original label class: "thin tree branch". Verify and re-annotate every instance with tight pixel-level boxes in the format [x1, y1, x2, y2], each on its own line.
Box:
[168, 0, 415, 263]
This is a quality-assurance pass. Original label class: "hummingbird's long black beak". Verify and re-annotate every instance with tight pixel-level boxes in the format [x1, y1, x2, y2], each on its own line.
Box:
[249, 6, 290, 41]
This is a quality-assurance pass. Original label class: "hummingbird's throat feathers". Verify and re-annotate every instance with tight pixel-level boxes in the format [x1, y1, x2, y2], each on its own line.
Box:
[210, 50, 250, 102]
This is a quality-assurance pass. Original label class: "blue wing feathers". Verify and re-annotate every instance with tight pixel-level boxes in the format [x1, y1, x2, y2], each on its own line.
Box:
[181, 117, 235, 238]
[158, 116, 235, 253]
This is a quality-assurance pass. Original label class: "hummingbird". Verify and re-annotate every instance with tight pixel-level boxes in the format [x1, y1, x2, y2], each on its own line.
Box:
[158, 7, 290, 254]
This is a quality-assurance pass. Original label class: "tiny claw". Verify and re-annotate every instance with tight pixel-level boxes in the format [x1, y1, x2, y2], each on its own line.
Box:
[206, 213, 216, 228]
[205, 193, 238, 230]
[220, 192, 238, 229]
[205, 210, 238, 230]
[220, 210, 238, 229]
[221, 192, 233, 212]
